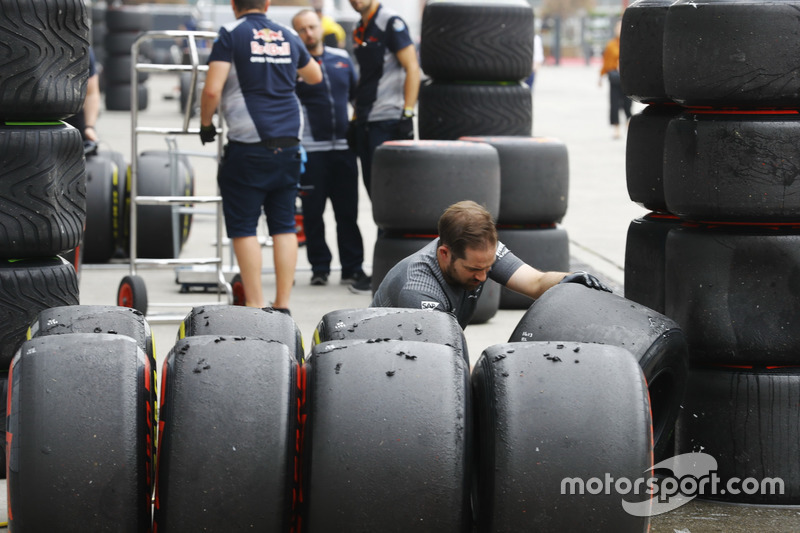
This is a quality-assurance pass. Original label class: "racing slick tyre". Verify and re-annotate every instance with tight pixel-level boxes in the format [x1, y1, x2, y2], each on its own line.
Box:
[7, 333, 154, 530]
[118, 274, 148, 315]
[460, 136, 569, 225]
[619, 0, 673, 104]
[178, 305, 304, 364]
[664, 224, 800, 365]
[663, 0, 800, 108]
[626, 104, 682, 213]
[0, 122, 86, 258]
[418, 80, 532, 140]
[675, 366, 800, 504]
[153, 335, 298, 531]
[105, 82, 148, 112]
[420, 0, 534, 82]
[370, 140, 500, 232]
[471, 342, 652, 531]
[105, 5, 153, 33]
[135, 151, 192, 258]
[139, 149, 195, 247]
[508, 283, 689, 463]
[0, 257, 79, 370]
[0, 0, 90, 121]
[312, 307, 468, 364]
[302, 339, 472, 532]
[83, 152, 117, 263]
[664, 110, 800, 222]
[106, 149, 130, 255]
[497, 226, 570, 309]
[103, 55, 150, 85]
[624, 213, 682, 315]
[370, 233, 500, 326]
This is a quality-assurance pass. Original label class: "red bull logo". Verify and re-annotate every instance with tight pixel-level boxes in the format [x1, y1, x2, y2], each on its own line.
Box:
[253, 28, 284, 43]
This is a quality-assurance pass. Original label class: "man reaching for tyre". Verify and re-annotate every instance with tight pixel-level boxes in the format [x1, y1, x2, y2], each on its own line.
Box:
[371, 201, 611, 328]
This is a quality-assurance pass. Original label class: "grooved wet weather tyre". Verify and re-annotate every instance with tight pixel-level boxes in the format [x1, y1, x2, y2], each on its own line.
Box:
[664, 111, 800, 222]
[497, 226, 569, 309]
[7, 333, 154, 530]
[0, 122, 86, 257]
[676, 366, 800, 504]
[0, 0, 90, 121]
[179, 305, 304, 364]
[418, 81, 532, 140]
[460, 136, 569, 225]
[154, 335, 298, 531]
[663, 0, 800, 108]
[472, 341, 652, 531]
[0, 257, 79, 370]
[508, 283, 689, 462]
[619, 0, 673, 104]
[370, 140, 500, 231]
[312, 307, 468, 363]
[420, 0, 534, 82]
[665, 225, 800, 365]
[303, 339, 472, 532]
[118, 274, 148, 315]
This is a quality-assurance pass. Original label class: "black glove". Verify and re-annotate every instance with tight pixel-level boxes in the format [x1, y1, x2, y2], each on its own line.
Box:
[200, 123, 217, 145]
[559, 271, 612, 293]
[346, 120, 358, 151]
[397, 115, 414, 140]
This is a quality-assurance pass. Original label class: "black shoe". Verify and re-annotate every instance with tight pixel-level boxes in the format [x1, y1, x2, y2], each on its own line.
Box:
[340, 270, 364, 285]
[347, 272, 372, 295]
[311, 272, 329, 286]
[269, 307, 292, 317]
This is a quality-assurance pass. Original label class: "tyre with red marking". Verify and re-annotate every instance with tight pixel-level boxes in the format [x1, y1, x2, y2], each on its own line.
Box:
[665, 224, 800, 365]
[472, 341, 652, 531]
[676, 366, 800, 504]
[371, 140, 500, 231]
[312, 307, 468, 363]
[0, 0, 90, 121]
[178, 304, 304, 364]
[619, 0, 673, 104]
[460, 136, 569, 225]
[624, 213, 682, 314]
[0, 257, 79, 370]
[7, 333, 154, 530]
[663, 0, 800, 108]
[497, 226, 569, 309]
[154, 335, 298, 530]
[302, 339, 472, 532]
[0, 122, 86, 258]
[420, 0, 534, 82]
[508, 283, 689, 462]
[118, 274, 148, 315]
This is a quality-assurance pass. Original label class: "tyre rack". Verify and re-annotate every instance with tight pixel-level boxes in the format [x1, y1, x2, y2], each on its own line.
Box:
[120, 30, 231, 323]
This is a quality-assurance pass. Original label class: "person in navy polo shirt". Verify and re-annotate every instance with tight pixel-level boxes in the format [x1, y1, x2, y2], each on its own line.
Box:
[200, 0, 322, 312]
[293, 9, 369, 289]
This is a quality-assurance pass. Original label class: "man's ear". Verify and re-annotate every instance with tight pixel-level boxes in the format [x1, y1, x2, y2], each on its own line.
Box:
[437, 244, 451, 264]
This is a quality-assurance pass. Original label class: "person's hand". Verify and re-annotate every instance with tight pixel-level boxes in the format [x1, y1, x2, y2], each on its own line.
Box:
[397, 109, 414, 140]
[559, 271, 612, 292]
[200, 123, 217, 145]
[346, 120, 357, 151]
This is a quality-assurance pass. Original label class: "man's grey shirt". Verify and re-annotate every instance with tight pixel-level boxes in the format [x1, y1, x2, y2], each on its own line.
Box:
[371, 238, 524, 328]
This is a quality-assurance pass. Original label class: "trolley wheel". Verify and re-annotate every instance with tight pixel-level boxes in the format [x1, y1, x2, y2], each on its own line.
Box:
[118, 275, 148, 315]
[230, 274, 245, 306]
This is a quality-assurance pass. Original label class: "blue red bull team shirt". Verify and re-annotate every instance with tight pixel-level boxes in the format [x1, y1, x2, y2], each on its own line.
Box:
[352, 4, 414, 123]
[208, 13, 312, 142]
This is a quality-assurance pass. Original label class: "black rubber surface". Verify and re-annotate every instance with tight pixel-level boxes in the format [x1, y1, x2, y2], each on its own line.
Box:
[0, 122, 86, 257]
[118, 274, 148, 315]
[303, 339, 472, 532]
[83, 153, 117, 263]
[420, 0, 534, 82]
[371, 140, 500, 231]
[472, 341, 652, 531]
[619, 0, 673, 103]
[105, 83, 149, 111]
[7, 333, 154, 531]
[179, 304, 304, 364]
[509, 283, 689, 462]
[154, 335, 298, 531]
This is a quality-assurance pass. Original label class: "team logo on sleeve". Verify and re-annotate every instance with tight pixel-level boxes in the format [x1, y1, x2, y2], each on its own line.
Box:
[393, 18, 406, 32]
[421, 301, 440, 310]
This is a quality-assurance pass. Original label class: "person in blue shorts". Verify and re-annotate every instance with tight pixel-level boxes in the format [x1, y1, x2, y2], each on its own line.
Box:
[200, 0, 322, 312]
[293, 9, 368, 289]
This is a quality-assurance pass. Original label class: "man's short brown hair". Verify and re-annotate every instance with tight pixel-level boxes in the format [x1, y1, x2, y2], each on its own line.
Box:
[438, 201, 497, 259]
[234, 0, 267, 12]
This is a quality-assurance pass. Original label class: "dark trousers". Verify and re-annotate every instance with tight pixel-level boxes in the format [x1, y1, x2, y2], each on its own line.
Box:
[354, 118, 401, 198]
[300, 149, 364, 277]
[608, 70, 632, 125]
